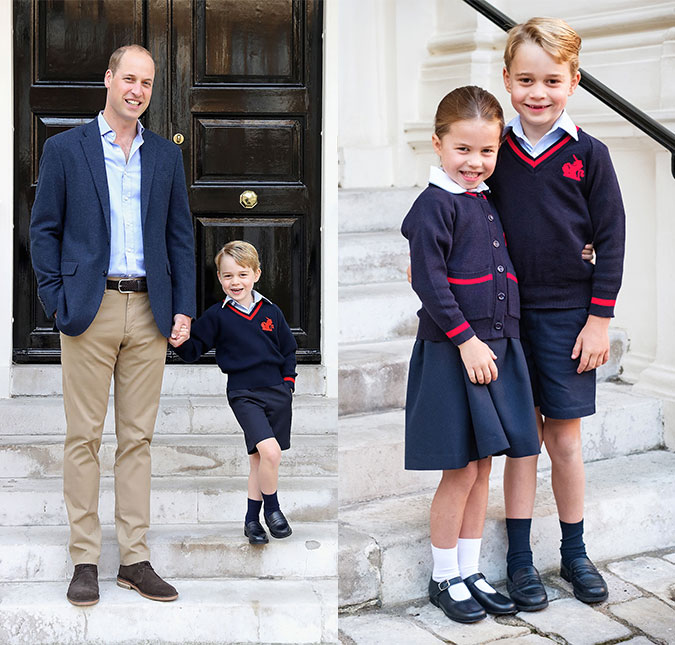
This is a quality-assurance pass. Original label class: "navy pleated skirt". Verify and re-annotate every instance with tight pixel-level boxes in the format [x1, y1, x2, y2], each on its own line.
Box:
[405, 337, 540, 470]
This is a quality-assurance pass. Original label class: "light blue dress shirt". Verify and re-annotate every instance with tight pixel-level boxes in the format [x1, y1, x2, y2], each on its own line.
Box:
[505, 110, 578, 157]
[97, 113, 145, 277]
[223, 289, 264, 314]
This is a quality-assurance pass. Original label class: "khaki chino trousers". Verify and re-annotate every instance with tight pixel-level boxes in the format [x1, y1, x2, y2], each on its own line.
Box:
[61, 289, 166, 565]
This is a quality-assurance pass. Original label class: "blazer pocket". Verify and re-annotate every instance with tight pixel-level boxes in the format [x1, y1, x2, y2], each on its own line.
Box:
[447, 269, 495, 321]
[60, 260, 78, 276]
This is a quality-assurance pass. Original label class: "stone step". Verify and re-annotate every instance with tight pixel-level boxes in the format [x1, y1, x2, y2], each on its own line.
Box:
[339, 282, 419, 344]
[0, 475, 337, 526]
[338, 382, 663, 505]
[0, 522, 336, 582]
[338, 329, 629, 416]
[338, 188, 419, 234]
[338, 230, 409, 286]
[0, 394, 336, 437]
[0, 578, 337, 644]
[10, 364, 327, 397]
[338, 450, 675, 609]
[0, 433, 337, 479]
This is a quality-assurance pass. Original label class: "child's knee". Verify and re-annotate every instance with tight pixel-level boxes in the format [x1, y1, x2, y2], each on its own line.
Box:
[475, 457, 492, 481]
[257, 438, 282, 467]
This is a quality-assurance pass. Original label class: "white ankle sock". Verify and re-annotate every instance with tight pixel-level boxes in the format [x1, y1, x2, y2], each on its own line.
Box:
[458, 537, 496, 594]
[431, 544, 471, 601]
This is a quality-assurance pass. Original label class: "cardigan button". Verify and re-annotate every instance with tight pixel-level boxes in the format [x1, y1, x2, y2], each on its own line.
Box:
[498, 292, 505, 301]
[497, 265, 505, 273]
[494, 322, 503, 330]
[493, 240, 500, 248]
[487, 214, 494, 222]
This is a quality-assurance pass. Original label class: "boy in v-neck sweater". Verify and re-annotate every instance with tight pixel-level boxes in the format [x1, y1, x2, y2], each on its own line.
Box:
[486, 18, 625, 609]
[170, 241, 297, 546]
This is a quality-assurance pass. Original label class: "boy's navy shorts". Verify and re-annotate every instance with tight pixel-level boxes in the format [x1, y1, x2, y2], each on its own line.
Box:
[519, 308, 596, 420]
[227, 383, 293, 455]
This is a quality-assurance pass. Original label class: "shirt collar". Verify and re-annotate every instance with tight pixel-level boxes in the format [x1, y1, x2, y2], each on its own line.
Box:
[505, 110, 578, 143]
[223, 289, 267, 310]
[428, 165, 489, 194]
[97, 111, 145, 140]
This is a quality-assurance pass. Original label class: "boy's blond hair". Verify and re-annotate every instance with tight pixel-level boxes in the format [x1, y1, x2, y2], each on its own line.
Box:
[504, 17, 581, 76]
[215, 240, 260, 273]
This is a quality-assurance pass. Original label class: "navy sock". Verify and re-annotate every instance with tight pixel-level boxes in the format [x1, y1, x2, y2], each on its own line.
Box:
[506, 518, 534, 578]
[245, 498, 262, 523]
[262, 491, 280, 515]
[560, 519, 587, 565]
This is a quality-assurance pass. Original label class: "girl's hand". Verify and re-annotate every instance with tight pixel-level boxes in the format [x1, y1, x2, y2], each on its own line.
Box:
[458, 336, 498, 384]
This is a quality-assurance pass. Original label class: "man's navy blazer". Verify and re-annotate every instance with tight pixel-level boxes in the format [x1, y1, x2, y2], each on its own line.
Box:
[30, 118, 196, 338]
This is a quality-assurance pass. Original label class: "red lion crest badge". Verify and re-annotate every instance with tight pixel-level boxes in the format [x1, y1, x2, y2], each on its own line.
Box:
[562, 155, 584, 181]
[261, 317, 274, 332]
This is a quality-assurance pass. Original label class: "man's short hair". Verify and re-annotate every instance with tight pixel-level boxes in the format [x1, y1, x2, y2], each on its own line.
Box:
[108, 44, 154, 75]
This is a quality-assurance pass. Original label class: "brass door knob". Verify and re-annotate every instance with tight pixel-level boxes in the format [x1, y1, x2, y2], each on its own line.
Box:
[240, 190, 258, 209]
[173, 133, 184, 145]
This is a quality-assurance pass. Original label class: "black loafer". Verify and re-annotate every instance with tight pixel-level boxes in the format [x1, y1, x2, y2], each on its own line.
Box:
[244, 519, 269, 545]
[464, 572, 516, 615]
[429, 576, 486, 623]
[561, 557, 608, 603]
[264, 510, 292, 539]
[507, 565, 549, 611]
[67, 563, 99, 606]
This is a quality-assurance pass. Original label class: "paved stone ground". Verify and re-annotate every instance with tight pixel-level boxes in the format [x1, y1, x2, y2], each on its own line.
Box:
[339, 546, 675, 645]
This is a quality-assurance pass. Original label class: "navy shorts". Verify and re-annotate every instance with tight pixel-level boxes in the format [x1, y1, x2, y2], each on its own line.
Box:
[227, 383, 293, 454]
[519, 308, 596, 419]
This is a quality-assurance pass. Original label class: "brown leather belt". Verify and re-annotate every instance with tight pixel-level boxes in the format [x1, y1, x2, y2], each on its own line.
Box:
[106, 277, 148, 293]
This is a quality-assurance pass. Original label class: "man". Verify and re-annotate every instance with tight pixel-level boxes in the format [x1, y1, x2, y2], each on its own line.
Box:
[30, 45, 195, 606]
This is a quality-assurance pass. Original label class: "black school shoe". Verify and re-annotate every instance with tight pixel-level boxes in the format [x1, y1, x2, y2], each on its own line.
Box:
[67, 563, 99, 606]
[428, 576, 486, 623]
[507, 565, 549, 611]
[117, 561, 178, 602]
[464, 572, 516, 615]
[244, 519, 269, 545]
[561, 556, 608, 603]
[264, 510, 292, 539]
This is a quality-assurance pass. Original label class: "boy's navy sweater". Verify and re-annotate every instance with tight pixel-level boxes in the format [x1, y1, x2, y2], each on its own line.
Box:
[487, 128, 625, 317]
[174, 297, 297, 391]
[401, 185, 521, 346]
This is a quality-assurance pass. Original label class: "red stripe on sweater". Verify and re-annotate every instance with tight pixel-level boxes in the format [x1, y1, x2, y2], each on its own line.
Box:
[446, 321, 470, 338]
[506, 133, 573, 168]
[226, 300, 263, 320]
[590, 297, 616, 307]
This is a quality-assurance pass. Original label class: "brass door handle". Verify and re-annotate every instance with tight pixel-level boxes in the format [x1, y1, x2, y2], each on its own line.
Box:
[173, 133, 184, 145]
[240, 190, 258, 209]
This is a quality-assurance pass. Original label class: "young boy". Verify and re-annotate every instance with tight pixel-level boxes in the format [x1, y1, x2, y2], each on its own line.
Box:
[170, 241, 297, 545]
[488, 17, 625, 609]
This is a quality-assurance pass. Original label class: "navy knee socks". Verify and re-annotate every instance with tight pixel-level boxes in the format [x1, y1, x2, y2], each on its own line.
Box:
[506, 518, 534, 578]
[560, 519, 587, 565]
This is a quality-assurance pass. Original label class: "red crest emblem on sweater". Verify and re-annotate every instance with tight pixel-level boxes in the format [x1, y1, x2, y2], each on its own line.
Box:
[261, 317, 274, 332]
[562, 155, 584, 181]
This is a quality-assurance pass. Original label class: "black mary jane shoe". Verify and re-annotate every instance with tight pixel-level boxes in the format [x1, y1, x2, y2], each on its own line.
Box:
[560, 556, 608, 604]
[428, 576, 486, 624]
[464, 572, 517, 615]
[264, 510, 293, 539]
[244, 519, 269, 545]
[507, 565, 549, 611]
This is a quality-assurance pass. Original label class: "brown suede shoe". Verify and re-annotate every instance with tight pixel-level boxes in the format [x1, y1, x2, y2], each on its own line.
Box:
[117, 561, 178, 602]
[67, 563, 99, 606]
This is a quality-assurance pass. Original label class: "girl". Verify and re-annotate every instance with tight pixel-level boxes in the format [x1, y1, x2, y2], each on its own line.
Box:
[401, 86, 540, 623]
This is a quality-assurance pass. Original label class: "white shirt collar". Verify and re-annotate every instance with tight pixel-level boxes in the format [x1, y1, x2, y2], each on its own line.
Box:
[428, 165, 489, 194]
[505, 110, 578, 143]
[97, 112, 145, 139]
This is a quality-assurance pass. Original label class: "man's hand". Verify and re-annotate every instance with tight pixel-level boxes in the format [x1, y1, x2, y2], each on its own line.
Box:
[571, 315, 610, 373]
[169, 313, 191, 348]
[458, 336, 499, 384]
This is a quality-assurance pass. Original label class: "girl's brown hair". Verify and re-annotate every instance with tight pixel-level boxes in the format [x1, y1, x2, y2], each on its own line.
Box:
[434, 86, 505, 139]
[504, 17, 581, 76]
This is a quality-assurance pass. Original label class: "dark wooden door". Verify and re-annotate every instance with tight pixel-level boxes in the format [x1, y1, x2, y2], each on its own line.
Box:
[13, 0, 322, 363]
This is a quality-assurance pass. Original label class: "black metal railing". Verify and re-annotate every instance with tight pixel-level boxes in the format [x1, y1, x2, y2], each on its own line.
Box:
[462, 0, 675, 178]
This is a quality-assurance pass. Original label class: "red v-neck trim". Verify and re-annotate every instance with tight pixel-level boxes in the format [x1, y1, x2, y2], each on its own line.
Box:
[505, 132, 573, 168]
[226, 300, 263, 320]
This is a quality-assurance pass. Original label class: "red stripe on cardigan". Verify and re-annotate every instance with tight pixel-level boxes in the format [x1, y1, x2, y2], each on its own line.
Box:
[447, 274, 493, 285]
[446, 321, 470, 338]
[507, 273, 518, 283]
[284, 376, 295, 384]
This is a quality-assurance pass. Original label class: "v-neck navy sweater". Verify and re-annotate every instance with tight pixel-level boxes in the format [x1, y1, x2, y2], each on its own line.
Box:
[402, 186, 521, 346]
[487, 129, 625, 317]
[174, 298, 297, 391]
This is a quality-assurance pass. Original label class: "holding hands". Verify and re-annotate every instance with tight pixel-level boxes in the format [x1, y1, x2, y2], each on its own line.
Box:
[169, 313, 191, 348]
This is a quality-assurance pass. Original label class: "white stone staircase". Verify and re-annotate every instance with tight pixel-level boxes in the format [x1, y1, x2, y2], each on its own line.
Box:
[0, 365, 337, 644]
[337, 187, 673, 612]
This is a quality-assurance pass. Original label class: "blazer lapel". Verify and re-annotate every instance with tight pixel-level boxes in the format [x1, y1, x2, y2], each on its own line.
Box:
[81, 118, 111, 240]
[140, 133, 157, 228]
